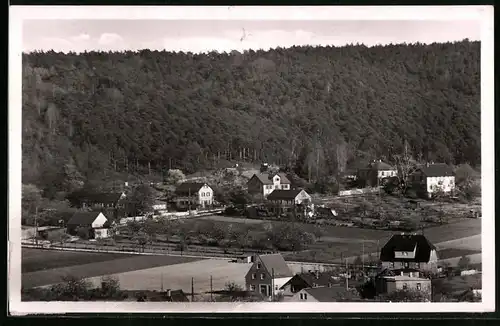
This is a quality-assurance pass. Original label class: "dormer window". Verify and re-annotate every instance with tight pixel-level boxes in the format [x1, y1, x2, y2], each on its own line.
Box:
[257, 263, 261, 269]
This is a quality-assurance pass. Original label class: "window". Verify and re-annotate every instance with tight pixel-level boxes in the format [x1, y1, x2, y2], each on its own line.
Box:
[275, 285, 278, 290]
[390, 262, 395, 268]
[260, 273, 265, 280]
[304, 293, 308, 300]
[300, 293, 303, 300]
[416, 283, 422, 291]
[381, 172, 385, 176]
[257, 263, 261, 269]
[251, 273, 256, 280]
[404, 262, 409, 268]
[283, 184, 289, 189]
[416, 263, 420, 269]
[403, 283, 408, 290]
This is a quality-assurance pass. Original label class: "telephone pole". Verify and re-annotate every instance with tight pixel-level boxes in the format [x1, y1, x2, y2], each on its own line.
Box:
[191, 277, 194, 302]
[34, 206, 39, 246]
[271, 268, 275, 301]
[210, 275, 213, 301]
[345, 259, 349, 290]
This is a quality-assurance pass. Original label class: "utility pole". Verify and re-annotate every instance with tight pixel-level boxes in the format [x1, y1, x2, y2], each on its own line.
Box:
[210, 275, 213, 301]
[345, 259, 349, 290]
[362, 239, 365, 272]
[191, 277, 194, 302]
[161, 273, 164, 292]
[34, 206, 38, 246]
[271, 268, 275, 301]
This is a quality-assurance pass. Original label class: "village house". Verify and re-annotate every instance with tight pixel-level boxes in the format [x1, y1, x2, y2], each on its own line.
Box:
[266, 189, 312, 217]
[357, 160, 397, 187]
[247, 173, 292, 198]
[290, 285, 362, 302]
[66, 211, 111, 239]
[245, 253, 294, 299]
[379, 233, 439, 273]
[375, 274, 432, 301]
[76, 192, 127, 209]
[174, 182, 213, 210]
[410, 163, 455, 198]
[280, 270, 343, 300]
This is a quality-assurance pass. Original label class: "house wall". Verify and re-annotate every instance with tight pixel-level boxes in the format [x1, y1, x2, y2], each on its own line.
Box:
[91, 213, 108, 228]
[245, 259, 272, 295]
[290, 289, 319, 302]
[247, 176, 265, 195]
[377, 278, 432, 298]
[295, 190, 311, 204]
[94, 228, 109, 239]
[426, 176, 455, 194]
[273, 277, 293, 295]
[198, 185, 213, 208]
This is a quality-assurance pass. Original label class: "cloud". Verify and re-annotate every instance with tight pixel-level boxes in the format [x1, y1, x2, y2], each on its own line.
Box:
[98, 33, 123, 45]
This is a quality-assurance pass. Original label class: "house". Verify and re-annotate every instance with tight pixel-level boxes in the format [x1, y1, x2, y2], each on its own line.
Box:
[174, 182, 213, 209]
[290, 285, 362, 302]
[375, 275, 432, 300]
[266, 189, 312, 216]
[77, 192, 127, 209]
[247, 173, 291, 198]
[245, 253, 293, 298]
[380, 233, 439, 273]
[280, 271, 343, 300]
[357, 160, 397, 187]
[66, 211, 110, 239]
[410, 163, 455, 198]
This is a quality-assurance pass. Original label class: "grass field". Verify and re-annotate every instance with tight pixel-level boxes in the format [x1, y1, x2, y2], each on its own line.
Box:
[22, 249, 203, 289]
[86, 259, 252, 294]
[22, 248, 136, 273]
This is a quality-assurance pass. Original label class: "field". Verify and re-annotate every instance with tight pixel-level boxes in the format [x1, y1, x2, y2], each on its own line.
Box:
[22, 248, 203, 289]
[85, 258, 252, 294]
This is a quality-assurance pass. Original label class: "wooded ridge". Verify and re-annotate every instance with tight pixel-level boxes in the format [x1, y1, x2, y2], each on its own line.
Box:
[22, 40, 480, 198]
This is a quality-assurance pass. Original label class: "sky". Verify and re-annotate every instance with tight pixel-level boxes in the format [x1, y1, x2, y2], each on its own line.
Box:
[22, 19, 481, 54]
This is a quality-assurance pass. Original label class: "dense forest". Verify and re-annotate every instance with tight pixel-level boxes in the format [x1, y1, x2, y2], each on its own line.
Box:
[22, 40, 480, 198]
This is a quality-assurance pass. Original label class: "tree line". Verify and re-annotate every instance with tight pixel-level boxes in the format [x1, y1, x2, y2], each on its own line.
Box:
[22, 40, 480, 201]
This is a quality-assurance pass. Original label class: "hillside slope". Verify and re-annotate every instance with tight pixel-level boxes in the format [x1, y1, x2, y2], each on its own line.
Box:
[22, 41, 480, 198]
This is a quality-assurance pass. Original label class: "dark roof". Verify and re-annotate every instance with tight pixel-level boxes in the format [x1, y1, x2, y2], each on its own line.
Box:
[366, 161, 395, 170]
[266, 189, 305, 200]
[303, 286, 361, 302]
[258, 253, 293, 278]
[81, 193, 124, 204]
[416, 163, 454, 177]
[380, 234, 436, 263]
[251, 173, 291, 185]
[67, 211, 104, 225]
[175, 182, 207, 195]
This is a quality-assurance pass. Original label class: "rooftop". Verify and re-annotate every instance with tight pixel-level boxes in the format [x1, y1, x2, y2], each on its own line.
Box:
[258, 253, 293, 278]
[380, 234, 436, 263]
[266, 189, 304, 200]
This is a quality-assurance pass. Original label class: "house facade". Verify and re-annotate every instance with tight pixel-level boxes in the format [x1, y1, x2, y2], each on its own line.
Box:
[247, 173, 291, 198]
[410, 163, 455, 198]
[380, 233, 439, 273]
[375, 275, 432, 300]
[266, 189, 311, 216]
[357, 160, 397, 187]
[78, 192, 126, 209]
[245, 254, 293, 298]
[174, 182, 213, 209]
[67, 211, 110, 239]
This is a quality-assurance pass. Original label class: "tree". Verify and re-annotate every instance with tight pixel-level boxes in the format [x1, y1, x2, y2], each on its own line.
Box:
[377, 289, 430, 302]
[164, 169, 185, 185]
[457, 255, 471, 271]
[22, 184, 44, 225]
[126, 184, 155, 216]
[392, 140, 417, 195]
[99, 276, 122, 299]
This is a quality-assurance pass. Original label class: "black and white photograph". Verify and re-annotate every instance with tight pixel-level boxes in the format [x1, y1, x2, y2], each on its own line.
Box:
[8, 5, 494, 314]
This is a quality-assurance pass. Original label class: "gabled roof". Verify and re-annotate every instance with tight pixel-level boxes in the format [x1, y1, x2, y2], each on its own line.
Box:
[251, 173, 291, 185]
[81, 193, 124, 204]
[282, 271, 341, 289]
[266, 189, 305, 201]
[302, 285, 361, 302]
[415, 163, 454, 177]
[175, 182, 208, 195]
[258, 253, 293, 278]
[366, 161, 395, 170]
[67, 211, 104, 225]
[380, 234, 436, 263]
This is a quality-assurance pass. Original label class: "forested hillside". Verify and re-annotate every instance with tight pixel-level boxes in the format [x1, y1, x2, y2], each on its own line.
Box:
[22, 40, 480, 198]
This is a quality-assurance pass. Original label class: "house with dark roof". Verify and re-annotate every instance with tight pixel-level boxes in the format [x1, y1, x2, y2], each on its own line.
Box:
[67, 211, 110, 239]
[280, 270, 343, 299]
[357, 160, 398, 187]
[174, 182, 213, 210]
[410, 163, 455, 198]
[245, 253, 293, 298]
[266, 189, 311, 217]
[74, 192, 126, 209]
[290, 285, 362, 302]
[380, 233, 439, 273]
[247, 173, 291, 198]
